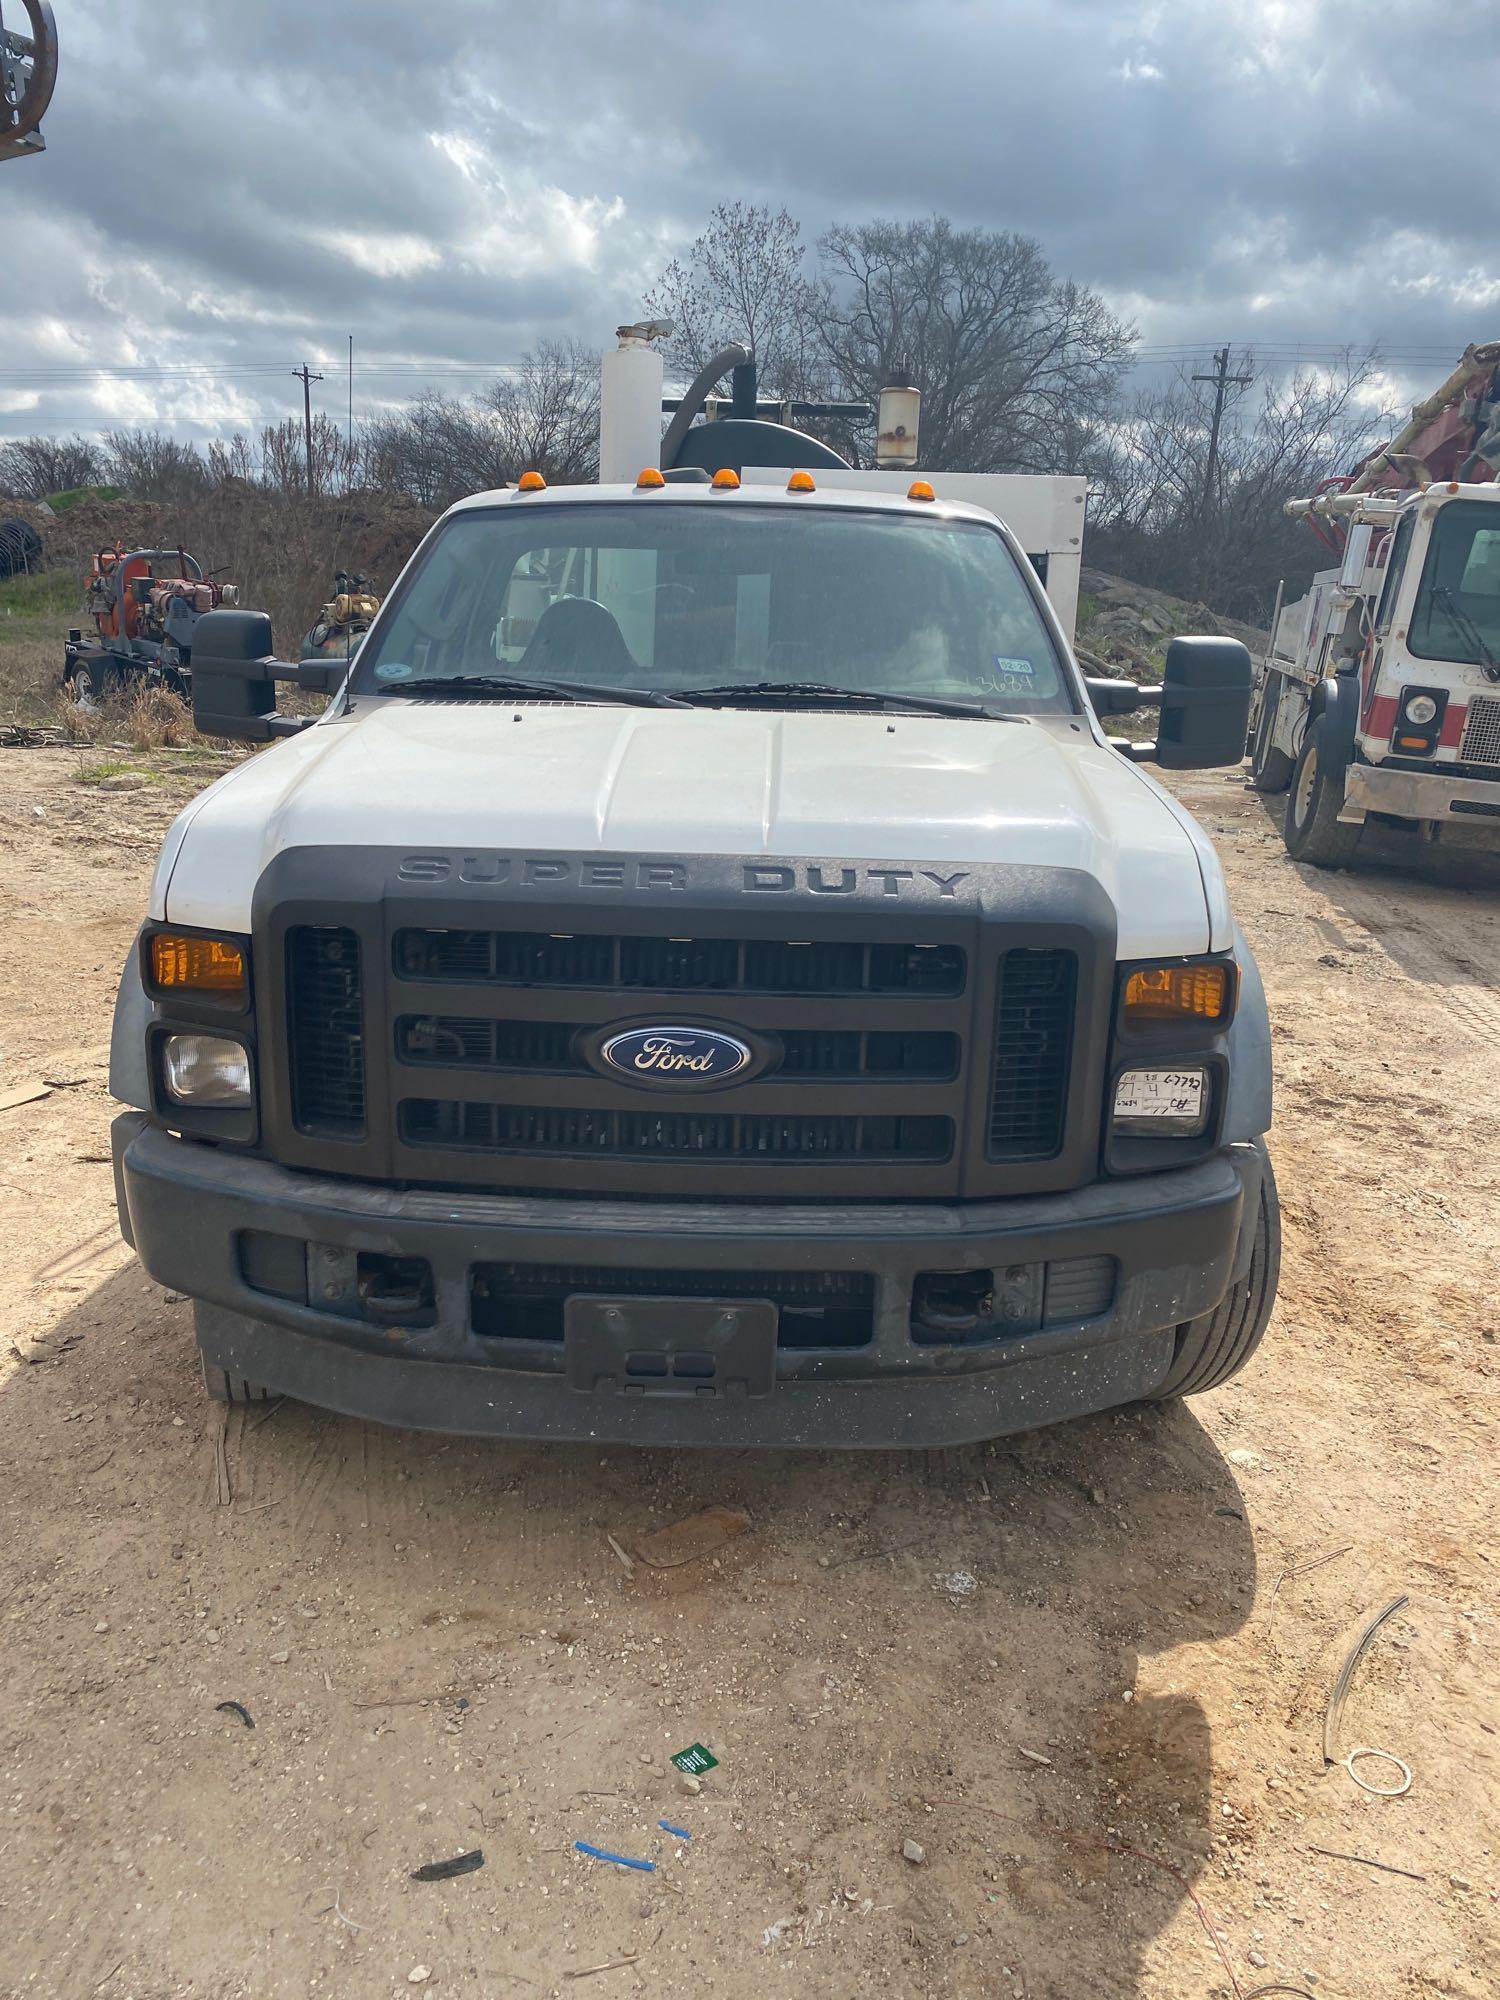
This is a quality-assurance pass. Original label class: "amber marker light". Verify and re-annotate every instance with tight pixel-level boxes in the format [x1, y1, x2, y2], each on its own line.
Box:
[1123, 962, 1235, 1024]
[710, 467, 741, 489]
[907, 479, 936, 502]
[149, 933, 247, 999]
[516, 470, 547, 492]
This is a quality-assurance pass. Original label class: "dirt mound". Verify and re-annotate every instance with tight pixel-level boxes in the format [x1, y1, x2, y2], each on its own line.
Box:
[40, 496, 176, 569]
[1078, 566, 1268, 680]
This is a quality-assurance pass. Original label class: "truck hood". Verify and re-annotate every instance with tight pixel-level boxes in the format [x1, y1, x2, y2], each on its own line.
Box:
[155, 701, 1226, 956]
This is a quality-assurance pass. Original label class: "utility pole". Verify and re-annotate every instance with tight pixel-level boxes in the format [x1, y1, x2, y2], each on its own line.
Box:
[293, 362, 324, 494]
[1192, 346, 1253, 511]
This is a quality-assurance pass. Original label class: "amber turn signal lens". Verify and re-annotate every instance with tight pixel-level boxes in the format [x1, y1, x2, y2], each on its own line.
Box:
[150, 933, 247, 997]
[516, 470, 547, 492]
[711, 467, 741, 490]
[1124, 963, 1233, 1023]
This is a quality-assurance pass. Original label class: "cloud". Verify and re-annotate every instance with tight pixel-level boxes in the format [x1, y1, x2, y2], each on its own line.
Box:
[2, 0, 1494, 446]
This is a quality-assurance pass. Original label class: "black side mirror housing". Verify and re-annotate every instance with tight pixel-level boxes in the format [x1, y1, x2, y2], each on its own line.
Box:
[1114, 636, 1253, 769]
[190, 609, 347, 741]
[1084, 675, 1158, 716]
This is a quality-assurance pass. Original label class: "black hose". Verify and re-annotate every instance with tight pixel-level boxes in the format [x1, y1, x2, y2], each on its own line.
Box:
[659, 343, 752, 469]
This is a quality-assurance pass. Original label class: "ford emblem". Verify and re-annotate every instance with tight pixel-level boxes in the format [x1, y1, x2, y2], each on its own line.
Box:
[597, 1024, 755, 1088]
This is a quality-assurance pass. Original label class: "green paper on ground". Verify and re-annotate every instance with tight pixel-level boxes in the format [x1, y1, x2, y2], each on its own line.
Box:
[670, 1743, 718, 1775]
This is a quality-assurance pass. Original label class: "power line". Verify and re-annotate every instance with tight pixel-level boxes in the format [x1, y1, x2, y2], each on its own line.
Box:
[0, 339, 1472, 387]
[0, 360, 531, 382]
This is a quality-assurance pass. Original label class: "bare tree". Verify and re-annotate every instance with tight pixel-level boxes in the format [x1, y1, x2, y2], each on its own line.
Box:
[206, 433, 256, 485]
[103, 428, 209, 503]
[257, 413, 358, 495]
[647, 202, 824, 397]
[0, 432, 109, 498]
[482, 339, 600, 484]
[815, 218, 1134, 472]
[362, 341, 601, 507]
[1089, 350, 1392, 620]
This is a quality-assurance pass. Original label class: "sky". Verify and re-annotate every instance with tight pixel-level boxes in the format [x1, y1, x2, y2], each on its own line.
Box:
[2, 0, 1495, 446]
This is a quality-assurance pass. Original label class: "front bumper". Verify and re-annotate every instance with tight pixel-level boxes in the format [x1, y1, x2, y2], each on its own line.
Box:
[114, 1114, 1261, 1448]
[1344, 761, 1500, 829]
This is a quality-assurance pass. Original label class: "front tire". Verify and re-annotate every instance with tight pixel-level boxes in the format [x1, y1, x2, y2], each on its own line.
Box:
[1283, 735, 1362, 867]
[1248, 676, 1295, 792]
[1148, 1146, 1280, 1400]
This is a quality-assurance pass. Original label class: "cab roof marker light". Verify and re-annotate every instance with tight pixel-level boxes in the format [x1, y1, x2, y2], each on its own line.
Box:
[711, 468, 741, 490]
[908, 479, 936, 502]
[635, 467, 665, 489]
[787, 470, 816, 493]
[516, 470, 546, 493]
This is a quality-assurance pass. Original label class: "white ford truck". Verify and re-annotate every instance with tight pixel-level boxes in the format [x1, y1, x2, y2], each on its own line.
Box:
[109, 469, 1278, 1447]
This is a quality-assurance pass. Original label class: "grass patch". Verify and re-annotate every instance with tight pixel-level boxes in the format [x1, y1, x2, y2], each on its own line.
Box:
[1, 565, 79, 724]
[46, 484, 125, 512]
[75, 758, 144, 785]
[0, 567, 79, 619]
[59, 682, 196, 750]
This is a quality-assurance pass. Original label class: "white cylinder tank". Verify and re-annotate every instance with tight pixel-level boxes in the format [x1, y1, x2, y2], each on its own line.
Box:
[600, 340, 665, 484]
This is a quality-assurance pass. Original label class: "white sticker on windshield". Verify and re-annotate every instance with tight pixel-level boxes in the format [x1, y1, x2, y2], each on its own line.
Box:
[375, 661, 414, 681]
[992, 655, 1035, 677]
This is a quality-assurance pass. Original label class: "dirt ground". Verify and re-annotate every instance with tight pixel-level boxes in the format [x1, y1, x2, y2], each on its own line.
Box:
[0, 746, 1496, 2000]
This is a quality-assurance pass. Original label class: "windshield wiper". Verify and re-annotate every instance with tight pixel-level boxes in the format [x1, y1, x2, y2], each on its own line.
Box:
[672, 680, 1006, 719]
[1431, 587, 1500, 684]
[384, 674, 688, 709]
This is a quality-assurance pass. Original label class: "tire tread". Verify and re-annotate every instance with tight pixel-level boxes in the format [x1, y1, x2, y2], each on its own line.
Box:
[1150, 1147, 1280, 1400]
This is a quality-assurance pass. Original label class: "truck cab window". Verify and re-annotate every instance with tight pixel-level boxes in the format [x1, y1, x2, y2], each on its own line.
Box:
[356, 503, 1075, 713]
[1409, 500, 1500, 662]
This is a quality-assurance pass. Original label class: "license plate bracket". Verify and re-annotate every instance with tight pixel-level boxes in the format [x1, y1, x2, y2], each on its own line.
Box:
[564, 1295, 778, 1400]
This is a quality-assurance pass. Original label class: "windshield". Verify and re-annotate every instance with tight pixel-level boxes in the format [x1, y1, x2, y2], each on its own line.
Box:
[1409, 499, 1500, 666]
[352, 501, 1075, 713]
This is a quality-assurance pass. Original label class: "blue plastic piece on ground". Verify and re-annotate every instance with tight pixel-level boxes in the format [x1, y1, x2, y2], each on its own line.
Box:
[658, 1819, 692, 1840]
[575, 1841, 657, 1872]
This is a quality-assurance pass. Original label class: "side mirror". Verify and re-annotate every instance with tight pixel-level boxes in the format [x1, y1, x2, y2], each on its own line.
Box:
[190, 609, 347, 741]
[1116, 636, 1253, 769]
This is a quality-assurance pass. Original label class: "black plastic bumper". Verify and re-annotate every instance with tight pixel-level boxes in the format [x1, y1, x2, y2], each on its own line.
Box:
[113, 1113, 1262, 1448]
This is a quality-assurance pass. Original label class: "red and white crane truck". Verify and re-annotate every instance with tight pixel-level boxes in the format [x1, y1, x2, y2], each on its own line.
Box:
[1248, 341, 1500, 865]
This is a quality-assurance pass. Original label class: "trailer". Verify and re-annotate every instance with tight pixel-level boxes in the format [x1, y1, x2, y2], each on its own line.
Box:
[63, 544, 241, 707]
[1248, 342, 1500, 864]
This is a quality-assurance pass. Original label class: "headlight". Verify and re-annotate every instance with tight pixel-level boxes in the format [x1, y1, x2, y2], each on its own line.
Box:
[148, 931, 248, 1003]
[1112, 1066, 1209, 1137]
[1403, 692, 1438, 726]
[162, 1033, 252, 1106]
